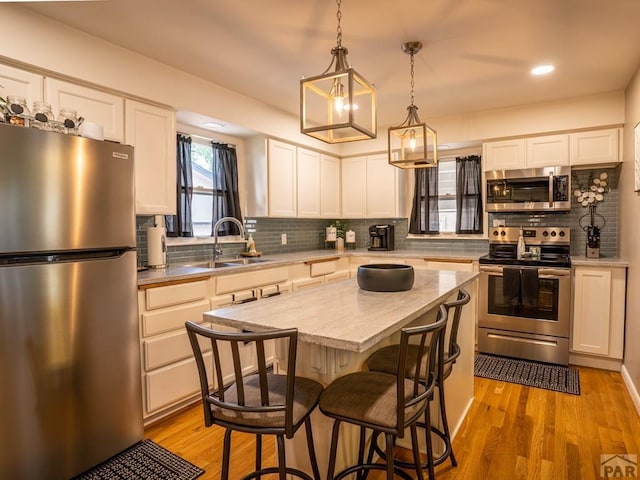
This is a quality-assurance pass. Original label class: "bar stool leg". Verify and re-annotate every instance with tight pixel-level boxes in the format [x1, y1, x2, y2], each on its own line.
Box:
[304, 417, 321, 480]
[424, 403, 435, 480]
[327, 420, 341, 480]
[276, 434, 287, 480]
[438, 382, 457, 466]
[410, 424, 424, 480]
[255, 433, 262, 479]
[222, 428, 233, 480]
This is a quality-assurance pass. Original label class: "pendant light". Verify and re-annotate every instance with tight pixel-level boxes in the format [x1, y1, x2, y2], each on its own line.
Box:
[300, 0, 377, 143]
[388, 41, 438, 168]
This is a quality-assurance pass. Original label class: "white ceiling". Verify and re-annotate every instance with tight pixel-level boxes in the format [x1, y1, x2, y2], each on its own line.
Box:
[21, 0, 640, 138]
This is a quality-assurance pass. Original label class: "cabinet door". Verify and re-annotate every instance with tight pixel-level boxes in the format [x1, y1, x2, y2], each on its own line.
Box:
[572, 267, 612, 355]
[268, 139, 297, 217]
[569, 129, 620, 166]
[125, 99, 176, 215]
[483, 139, 526, 171]
[366, 154, 398, 217]
[321, 154, 341, 218]
[341, 156, 366, 218]
[296, 147, 321, 217]
[526, 134, 569, 168]
[45, 78, 124, 142]
[0, 64, 43, 107]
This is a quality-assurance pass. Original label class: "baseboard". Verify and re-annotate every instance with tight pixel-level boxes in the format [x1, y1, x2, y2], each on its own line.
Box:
[569, 353, 622, 372]
[450, 395, 475, 441]
[621, 365, 640, 417]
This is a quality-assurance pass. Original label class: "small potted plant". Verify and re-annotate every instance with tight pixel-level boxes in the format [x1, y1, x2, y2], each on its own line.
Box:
[329, 220, 349, 251]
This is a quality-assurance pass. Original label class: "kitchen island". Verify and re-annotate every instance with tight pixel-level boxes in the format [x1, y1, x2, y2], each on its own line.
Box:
[204, 268, 479, 474]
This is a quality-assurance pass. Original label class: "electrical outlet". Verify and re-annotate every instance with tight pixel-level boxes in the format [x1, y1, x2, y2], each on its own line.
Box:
[281, 233, 287, 245]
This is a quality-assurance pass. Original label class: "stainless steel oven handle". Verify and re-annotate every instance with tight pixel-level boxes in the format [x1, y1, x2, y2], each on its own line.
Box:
[538, 268, 571, 277]
[479, 266, 503, 274]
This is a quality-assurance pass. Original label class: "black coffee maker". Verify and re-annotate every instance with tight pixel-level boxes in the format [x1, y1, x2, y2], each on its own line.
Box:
[368, 224, 395, 251]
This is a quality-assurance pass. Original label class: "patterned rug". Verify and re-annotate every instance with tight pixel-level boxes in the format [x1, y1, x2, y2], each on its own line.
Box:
[474, 354, 581, 395]
[72, 439, 204, 480]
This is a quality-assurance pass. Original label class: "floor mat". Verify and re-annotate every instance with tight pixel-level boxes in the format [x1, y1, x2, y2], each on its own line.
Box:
[474, 353, 580, 395]
[72, 439, 204, 480]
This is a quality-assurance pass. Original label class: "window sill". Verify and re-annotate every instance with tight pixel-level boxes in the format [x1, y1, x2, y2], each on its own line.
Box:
[406, 233, 488, 241]
[165, 236, 246, 247]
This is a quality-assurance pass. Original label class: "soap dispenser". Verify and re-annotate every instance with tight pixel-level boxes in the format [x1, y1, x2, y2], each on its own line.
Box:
[517, 229, 526, 259]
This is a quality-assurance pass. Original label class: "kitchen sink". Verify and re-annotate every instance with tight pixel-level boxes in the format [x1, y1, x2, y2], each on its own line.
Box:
[180, 258, 272, 269]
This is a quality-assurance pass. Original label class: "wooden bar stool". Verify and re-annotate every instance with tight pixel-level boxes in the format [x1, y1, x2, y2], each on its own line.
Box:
[318, 309, 448, 480]
[185, 321, 323, 480]
[365, 288, 471, 475]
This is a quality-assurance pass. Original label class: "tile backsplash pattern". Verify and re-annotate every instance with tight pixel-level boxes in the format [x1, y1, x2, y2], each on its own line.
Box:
[136, 166, 618, 265]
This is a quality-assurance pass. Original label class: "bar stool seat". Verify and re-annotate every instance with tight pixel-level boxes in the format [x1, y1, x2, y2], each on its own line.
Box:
[186, 321, 323, 480]
[365, 288, 471, 473]
[319, 310, 448, 480]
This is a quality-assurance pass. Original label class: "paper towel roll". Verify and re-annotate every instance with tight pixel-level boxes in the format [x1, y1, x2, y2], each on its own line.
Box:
[147, 226, 167, 268]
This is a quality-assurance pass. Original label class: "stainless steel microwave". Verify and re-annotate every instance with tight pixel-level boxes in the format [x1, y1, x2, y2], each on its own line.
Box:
[485, 166, 571, 212]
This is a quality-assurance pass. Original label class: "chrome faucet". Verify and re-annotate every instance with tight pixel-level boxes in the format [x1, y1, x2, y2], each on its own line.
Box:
[213, 217, 246, 261]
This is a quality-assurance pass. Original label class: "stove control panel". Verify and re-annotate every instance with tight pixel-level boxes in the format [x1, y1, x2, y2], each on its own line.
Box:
[489, 226, 570, 245]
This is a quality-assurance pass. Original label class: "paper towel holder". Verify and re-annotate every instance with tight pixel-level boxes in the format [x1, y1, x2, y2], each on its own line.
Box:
[147, 215, 167, 269]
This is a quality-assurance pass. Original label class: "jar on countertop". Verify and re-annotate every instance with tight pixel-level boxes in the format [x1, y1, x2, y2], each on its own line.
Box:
[32, 101, 54, 131]
[6, 95, 30, 127]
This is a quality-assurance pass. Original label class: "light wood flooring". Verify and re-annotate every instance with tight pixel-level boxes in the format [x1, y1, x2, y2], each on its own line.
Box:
[145, 366, 640, 479]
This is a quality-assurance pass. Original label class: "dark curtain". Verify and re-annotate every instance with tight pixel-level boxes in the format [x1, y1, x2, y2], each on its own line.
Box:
[211, 142, 243, 236]
[455, 155, 483, 234]
[409, 166, 439, 234]
[165, 134, 193, 237]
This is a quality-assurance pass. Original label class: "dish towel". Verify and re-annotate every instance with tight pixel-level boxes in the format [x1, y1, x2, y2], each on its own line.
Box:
[502, 267, 521, 306]
[520, 267, 539, 307]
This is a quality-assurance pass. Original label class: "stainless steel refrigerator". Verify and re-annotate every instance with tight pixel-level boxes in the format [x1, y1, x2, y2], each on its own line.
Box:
[0, 123, 143, 479]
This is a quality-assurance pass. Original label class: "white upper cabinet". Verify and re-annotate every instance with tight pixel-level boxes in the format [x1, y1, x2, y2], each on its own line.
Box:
[296, 147, 321, 218]
[125, 99, 176, 215]
[341, 156, 367, 218]
[45, 78, 124, 142]
[484, 129, 621, 171]
[482, 139, 526, 171]
[268, 139, 297, 217]
[320, 154, 341, 218]
[0, 64, 43, 109]
[341, 154, 405, 218]
[526, 134, 570, 168]
[569, 128, 620, 166]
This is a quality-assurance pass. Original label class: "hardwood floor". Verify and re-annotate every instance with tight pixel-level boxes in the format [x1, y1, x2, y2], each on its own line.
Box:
[145, 366, 640, 479]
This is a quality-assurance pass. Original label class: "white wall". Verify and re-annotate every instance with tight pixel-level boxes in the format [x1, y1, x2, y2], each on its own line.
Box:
[621, 65, 640, 408]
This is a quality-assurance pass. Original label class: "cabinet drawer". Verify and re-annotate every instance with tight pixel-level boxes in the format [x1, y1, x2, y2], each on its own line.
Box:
[145, 280, 208, 310]
[143, 327, 211, 371]
[141, 299, 211, 337]
[216, 267, 288, 294]
[145, 354, 211, 413]
[310, 261, 336, 277]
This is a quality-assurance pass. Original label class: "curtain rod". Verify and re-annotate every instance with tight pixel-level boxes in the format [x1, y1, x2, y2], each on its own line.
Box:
[178, 131, 236, 147]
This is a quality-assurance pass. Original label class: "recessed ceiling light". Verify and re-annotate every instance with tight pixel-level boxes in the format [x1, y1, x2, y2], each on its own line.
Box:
[531, 64, 555, 76]
[203, 122, 224, 129]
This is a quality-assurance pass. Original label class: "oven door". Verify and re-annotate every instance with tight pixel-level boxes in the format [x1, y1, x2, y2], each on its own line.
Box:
[478, 265, 571, 338]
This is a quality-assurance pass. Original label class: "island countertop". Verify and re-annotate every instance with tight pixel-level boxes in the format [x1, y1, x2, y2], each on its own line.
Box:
[204, 269, 478, 353]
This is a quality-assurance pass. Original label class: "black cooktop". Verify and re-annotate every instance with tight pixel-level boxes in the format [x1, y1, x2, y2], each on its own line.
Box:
[478, 253, 571, 268]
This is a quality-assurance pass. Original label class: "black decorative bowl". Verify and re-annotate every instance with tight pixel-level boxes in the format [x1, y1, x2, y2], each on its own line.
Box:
[357, 264, 415, 292]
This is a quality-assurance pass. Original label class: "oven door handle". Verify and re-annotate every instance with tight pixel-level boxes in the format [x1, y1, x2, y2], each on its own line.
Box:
[479, 266, 504, 274]
[538, 268, 571, 277]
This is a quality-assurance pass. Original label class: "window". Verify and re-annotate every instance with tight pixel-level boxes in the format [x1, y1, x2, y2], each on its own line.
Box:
[437, 159, 457, 233]
[166, 135, 243, 238]
[191, 141, 214, 237]
[409, 154, 483, 235]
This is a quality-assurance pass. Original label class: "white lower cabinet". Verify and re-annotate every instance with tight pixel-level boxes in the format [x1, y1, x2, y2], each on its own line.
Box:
[571, 265, 626, 361]
[138, 279, 213, 424]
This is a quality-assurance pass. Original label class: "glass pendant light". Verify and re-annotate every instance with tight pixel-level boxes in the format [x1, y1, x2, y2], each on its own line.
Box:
[388, 41, 438, 168]
[300, 0, 377, 143]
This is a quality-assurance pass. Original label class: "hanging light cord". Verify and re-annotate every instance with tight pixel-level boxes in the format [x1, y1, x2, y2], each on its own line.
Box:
[336, 0, 343, 48]
[409, 50, 416, 107]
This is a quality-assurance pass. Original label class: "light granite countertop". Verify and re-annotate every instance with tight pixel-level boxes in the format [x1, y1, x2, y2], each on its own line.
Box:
[570, 256, 629, 267]
[137, 249, 482, 286]
[204, 269, 479, 352]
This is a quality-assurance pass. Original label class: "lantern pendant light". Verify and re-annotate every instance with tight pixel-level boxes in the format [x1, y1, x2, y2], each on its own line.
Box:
[388, 41, 438, 168]
[300, 0, 377, 143]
